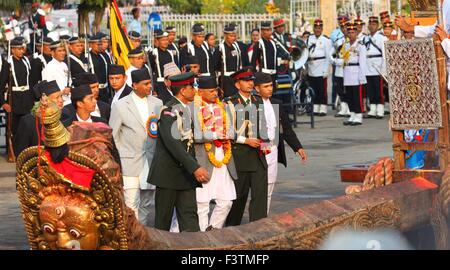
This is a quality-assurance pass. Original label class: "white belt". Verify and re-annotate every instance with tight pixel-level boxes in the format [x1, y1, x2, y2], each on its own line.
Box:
[261, 68, 276, 75]
[99, 83, 108, 89]
[223, 71, 234, 76]
[198, 73, 211, 77]
[12, 86, 29, 92]
[157, 77, 165, 82]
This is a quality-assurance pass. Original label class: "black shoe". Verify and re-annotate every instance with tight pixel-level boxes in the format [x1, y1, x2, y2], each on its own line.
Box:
[335, 113, 346, 118]
[375, 116, 384, 119]
[318, 112, 327, 117]
[350, 122, 362, 126]
[384, 111, 390, 115]
[205, 225, 216, 231]
[343, 120, 352, 126]
[363, 114, 376, 119]
[313, 112, 320, 116]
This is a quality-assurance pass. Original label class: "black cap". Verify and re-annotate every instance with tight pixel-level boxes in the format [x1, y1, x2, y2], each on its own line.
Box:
[32, 80, 47, 98]
[71, 84, 93, 101]
[59, 35, 71, 41]
[197, 76, 218, 89]
[37, 36, 53, 45]
[169, 72, 195, 86]
[73, 72, 98, 86]
[166, 26, 176, 32]
[224, 24, 237, 34]
[186, 55, 199, 65]
[128, 31, 141, 40]
[35, 80, 61, 99]
[89, 33, 103, 42]
[128, 46, 144, 58]
[68, 36, 81, 44]
[154, 29, 169, 39]
[191, 23, 205, 35]
[131, 69, 151, 83]
[232, 66, 255, 81]
[109, 64, 126, 75]
[261, 21, 272, 30]
[254, 72, 272, 85]
[10, 37, 25, 48]
[102, 33, 110, 40]
[49, 40, 63, 49]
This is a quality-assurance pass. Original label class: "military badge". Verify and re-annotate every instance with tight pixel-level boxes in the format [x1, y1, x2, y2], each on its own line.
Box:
[146, 115, 159, 138]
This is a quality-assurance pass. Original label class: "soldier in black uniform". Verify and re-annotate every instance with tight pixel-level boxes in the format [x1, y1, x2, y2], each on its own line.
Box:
[67, 36, 89, 79]
[224, 67, 269, 226]
[14, 80, 65, 156]
[213, 24, 249, 98]
[128, 31, 142, 49]
[166, 26, 180, 67]
[29, 37, 53, 90]
[88, 33, 110, 103]
[101, 34, 114, 65]
[0, 37, 33, 158]
[272, 18, 291, 74]
[149, 29, 177, 104]
[148, 72, 210, 232]
[180, 23, 214, 76]
[251, 21, 278, 91]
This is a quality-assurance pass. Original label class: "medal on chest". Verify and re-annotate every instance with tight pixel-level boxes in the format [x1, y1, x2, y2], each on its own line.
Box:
[146, 115, 159, 138]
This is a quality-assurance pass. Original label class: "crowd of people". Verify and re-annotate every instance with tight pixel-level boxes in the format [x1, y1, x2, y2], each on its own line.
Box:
[3, 4, 449, 233]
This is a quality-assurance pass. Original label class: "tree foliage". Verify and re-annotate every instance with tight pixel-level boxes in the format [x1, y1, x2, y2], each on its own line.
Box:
[160, 0, 202, 14]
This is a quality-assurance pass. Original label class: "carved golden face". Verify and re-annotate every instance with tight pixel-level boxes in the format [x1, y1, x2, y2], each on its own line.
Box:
[39, 193, 100, 250]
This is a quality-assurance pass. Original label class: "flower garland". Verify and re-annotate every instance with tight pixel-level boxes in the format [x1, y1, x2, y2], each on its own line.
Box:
[195, 94, 232, 168]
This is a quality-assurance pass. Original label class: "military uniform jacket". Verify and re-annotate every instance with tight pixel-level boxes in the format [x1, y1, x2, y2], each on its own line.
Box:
[148, 97, 202, 190]
[89, 51, 108, 86]
[149, 47, 176, 81]
[168, 42, 180, 67]
[251, 38, 277, 74]
[213, 41, 248, 76]
[272, 32, 291, 61]
[30, 54, 52, 89]
[363, 32, 387, 76]
[181, 41, 214, 75]
[224, 93, 268, 172]
[330, 37, 346, 78]
[0, 56, 34, 115]
[67, 53, 88, 79]
[306, 34, 332, 77]
[343, 40, 367, 86]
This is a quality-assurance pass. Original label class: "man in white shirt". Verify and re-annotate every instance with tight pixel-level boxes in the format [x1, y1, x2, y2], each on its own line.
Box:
[306, 19, 332, 116]
[109, 68, 163, 225]
[254, 72, 307, 213]
[396, 0, 450, 89]
[108, 64, 132, 105]
[363, 16, 388, 119]
[42, 40, 72, 105]
[343, 23, 367, 126]
[128, 7, 141, 35]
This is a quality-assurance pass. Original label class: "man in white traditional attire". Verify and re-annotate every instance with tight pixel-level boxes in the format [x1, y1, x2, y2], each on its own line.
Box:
[191, 76, 237, 231]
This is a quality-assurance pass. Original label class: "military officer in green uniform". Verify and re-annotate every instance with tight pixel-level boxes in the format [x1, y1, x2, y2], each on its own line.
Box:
[224, 67, 269, 226]
[148, 72, 210, 232]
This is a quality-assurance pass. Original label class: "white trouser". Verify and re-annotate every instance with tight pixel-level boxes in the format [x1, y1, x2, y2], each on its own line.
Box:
[197, 200, 233, 231]
[123, 176, 140, 219]
[170, 209, 179, 233]
[267, 182, 276, 214]
[139, 189, 155, 226]
[266, 145, 278, 214]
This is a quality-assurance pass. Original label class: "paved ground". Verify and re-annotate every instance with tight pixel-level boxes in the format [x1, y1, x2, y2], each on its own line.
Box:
[0, 113, 393, 250]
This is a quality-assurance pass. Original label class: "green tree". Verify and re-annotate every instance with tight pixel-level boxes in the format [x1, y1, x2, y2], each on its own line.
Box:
[160, 0, 202, 14]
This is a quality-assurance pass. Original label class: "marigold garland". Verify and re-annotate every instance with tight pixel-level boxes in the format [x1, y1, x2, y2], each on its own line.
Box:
[195, 94, 232, 168]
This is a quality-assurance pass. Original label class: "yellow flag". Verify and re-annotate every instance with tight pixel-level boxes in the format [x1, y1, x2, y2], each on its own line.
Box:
[110, 0, 132, 69]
